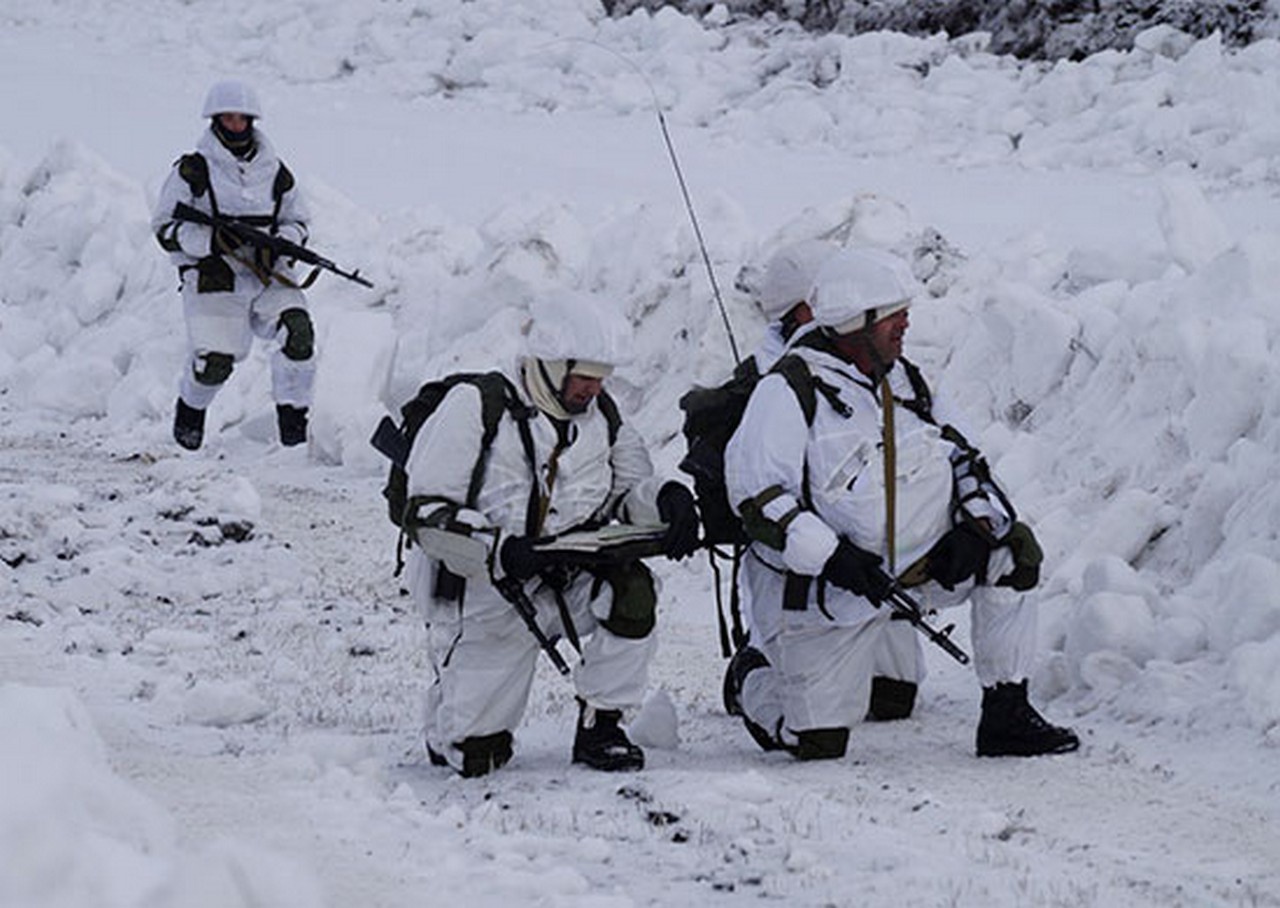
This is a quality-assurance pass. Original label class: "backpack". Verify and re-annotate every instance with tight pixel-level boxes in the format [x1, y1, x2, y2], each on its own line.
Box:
[678, 355, 822, 548]
[371, 371, 623, 531]
[372, 372, 523, 532]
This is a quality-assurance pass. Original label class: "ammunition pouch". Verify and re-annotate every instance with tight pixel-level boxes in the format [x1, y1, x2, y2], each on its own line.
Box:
[590, 560, 657, 639]
[195, 255, 235, 293]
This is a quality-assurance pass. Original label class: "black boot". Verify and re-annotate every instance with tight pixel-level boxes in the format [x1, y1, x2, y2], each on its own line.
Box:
[276, 404, 308, 447]
[572, 699, 644, 772]
[976, 680, 1080, 757]
[173, 398, 206, 450]
[790, 727, 850, 761]
[454, 731, 513, 778]
[867, 676, 918, 721]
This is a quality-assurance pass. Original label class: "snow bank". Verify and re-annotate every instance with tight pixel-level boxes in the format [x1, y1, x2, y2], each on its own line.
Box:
[2, 3, 1279, 741]
[0, 684, 324, 908]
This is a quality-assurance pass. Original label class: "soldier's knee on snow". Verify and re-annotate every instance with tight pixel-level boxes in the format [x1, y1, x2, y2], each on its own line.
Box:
[277, 308, 314, 361]
[193, 352, 235, 386]
[792, 727, 850, 761]
[593, 561, 657, 639]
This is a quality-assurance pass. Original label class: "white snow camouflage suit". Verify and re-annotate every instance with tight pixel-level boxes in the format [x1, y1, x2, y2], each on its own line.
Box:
[151, 127, 315, 414]
[404, 368, 668, 773]
[724, 343, 1038, 748]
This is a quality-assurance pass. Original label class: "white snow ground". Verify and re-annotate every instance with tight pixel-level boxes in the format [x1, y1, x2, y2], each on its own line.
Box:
[2, 2, 1280, 906]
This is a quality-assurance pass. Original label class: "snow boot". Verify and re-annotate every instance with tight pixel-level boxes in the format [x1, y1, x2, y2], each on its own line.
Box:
[173, 398, 206, 450]
[976, 680, 1080, 757]
[866, 676, 917, 722]
[453, 731, 513, 778]
[790, 726, 850, 761]
[276, 404, 308, 447]
[572, 699, 644, 772]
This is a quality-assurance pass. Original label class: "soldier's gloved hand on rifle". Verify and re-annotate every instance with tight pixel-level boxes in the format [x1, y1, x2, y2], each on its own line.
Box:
[822, 539, 893, 606]
[656, 481, 699, 560]
[499, 534, 553, 583]
[925, 523, 992, 590]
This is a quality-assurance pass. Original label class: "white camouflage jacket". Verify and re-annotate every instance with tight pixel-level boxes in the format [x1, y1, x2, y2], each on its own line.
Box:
[405, 370, 665, 582]
[151, 128, 309, 280]
[725, 345, 1011, 609]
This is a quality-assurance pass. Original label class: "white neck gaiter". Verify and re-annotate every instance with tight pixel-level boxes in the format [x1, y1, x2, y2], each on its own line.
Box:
[522, 357, 572, 422]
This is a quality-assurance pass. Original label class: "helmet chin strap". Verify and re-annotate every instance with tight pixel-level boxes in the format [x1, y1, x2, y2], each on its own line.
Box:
[822, 308, 892, 382]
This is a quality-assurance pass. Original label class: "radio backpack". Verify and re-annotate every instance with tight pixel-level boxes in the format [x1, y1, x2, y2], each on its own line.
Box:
[677, 355, 823, 652]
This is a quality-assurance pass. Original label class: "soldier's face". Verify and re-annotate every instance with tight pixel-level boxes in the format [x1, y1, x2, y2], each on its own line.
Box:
[217, 112, 252, 133]
[868, 308, 909, 362]
[561, 374, 603, 414]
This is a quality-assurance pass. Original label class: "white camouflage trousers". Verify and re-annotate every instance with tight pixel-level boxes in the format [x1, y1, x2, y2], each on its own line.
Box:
[178, 275, 314, 410]
[740, 547, 1037, 745]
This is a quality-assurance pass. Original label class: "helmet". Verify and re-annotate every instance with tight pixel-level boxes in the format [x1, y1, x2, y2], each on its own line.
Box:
[201, 80, 263, 119]
[808, 247, 917, 335]
[759, 239, 837, 320]
[526, 290, 630, 372]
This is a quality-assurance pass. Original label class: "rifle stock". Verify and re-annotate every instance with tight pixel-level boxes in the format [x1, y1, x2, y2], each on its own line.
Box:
[170, 201, 373, 288]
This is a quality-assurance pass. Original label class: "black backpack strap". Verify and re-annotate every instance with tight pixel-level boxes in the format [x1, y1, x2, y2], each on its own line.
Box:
[897, 356, 934, 423]
[596, 388, 623, 445]
[270, 162, 295, 229]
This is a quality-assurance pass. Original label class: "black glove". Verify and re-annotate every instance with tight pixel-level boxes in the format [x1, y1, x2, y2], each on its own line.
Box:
[657, 481, 700, 560]
[822, 539, 893, 605]
[995, 522, 1042, 592]
[499, 534, 550, 583]
[925, 523, 992, 591]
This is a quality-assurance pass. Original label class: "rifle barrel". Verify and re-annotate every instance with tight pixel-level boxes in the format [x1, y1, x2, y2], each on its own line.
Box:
[885, 586, 971, 665]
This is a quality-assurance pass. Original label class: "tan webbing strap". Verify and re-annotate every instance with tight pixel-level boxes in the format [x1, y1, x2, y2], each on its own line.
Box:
[881, 376, 897, 575]
[536, 441, 566, 535]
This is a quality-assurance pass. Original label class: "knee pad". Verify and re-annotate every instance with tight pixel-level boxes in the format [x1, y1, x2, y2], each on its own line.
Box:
[277, 308, 314, 361]
[193, 352, 235, 386]
[591, 561, 657, 639]
[791, 727, 851, 761]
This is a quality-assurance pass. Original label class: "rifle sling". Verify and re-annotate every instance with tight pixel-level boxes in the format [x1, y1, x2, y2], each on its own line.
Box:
[881, 375, 897, 575]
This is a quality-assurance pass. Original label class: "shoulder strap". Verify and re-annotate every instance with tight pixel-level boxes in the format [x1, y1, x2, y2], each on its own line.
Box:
[271, 162, 295, 227]
[596, 389, 623, 445]
[771, 354, 820, 424]
[898, 357, 934, 424]
[463, 372, 526, 509]
[177, 153, 218, 214]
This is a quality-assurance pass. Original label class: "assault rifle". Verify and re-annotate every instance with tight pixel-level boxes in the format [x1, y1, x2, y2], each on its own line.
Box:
[493, 576, 572, 676]
[171, 201, 374, 288]
[880, 579, 971, 665]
